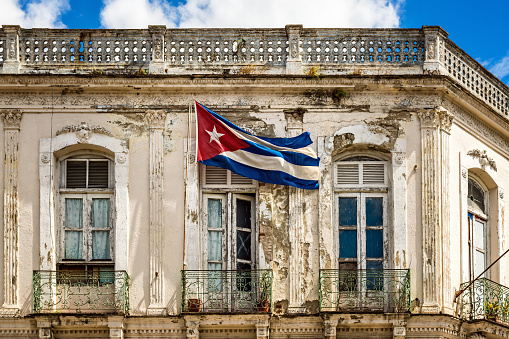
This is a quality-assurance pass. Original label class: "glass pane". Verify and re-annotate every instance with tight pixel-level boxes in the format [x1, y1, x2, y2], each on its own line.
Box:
[208, 199, 222, 228]
[366, 261, 383, 290]
[468, 179, 485, 213]
[474, 219, 485, 250]
[92, 230, 110, 259]
[236, 199, 252, 229]
[65, 230, 83, 259]
[338, 197, 357, 226]
[65, 199, 83, 228]
[475, 250, 486, 277]
[366, 230, 383, 258]
[237, 230, 251, 261]
[92, 199, 110, 228]
[339, 230, 357, 258]
[208, 262, 222, 271]
[208, 230, 222, 262]
[366, 197, 383, 226]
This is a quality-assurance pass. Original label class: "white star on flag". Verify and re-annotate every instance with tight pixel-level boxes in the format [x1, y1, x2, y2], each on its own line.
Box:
[206, 125, 225, 144]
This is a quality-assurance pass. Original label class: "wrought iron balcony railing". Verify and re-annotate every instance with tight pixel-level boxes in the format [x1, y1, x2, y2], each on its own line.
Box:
[181, 270, 272, 313]
[319, 269, 410, 313]
[33, 270, 129, 314]
[458, 278, 509, 323]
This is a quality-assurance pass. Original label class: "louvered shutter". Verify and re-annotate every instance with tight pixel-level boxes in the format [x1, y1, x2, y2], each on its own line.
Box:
[88, 161, 109, 188]
[362, 163, 385, 185]
[336, 161, 386, 187]
[230, 172, 254, 185]
[336, 163, 360, 185]
[205, 166, 228, 185]
[66, 161, 87, 188]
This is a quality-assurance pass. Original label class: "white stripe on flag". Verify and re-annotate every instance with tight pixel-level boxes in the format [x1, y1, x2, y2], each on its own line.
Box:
[222, 149, 320, 181]
[218, 118, 318, 158]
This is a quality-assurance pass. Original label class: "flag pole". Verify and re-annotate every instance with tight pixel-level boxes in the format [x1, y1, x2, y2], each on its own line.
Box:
[183, 97, 192, 271]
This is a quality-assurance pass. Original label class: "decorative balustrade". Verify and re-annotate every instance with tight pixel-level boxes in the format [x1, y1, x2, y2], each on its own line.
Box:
[441, 38, 509, 117]
[33, 270, 129, 314]
[458, 278, 509, 324]
[319, 269, 410, 313]
[181, 269, 272, 313]
[0, 24, 507, 120]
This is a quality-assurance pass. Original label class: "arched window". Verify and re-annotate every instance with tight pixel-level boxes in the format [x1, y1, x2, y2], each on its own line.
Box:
[467, 177, 488, 280]
[334, 155, 388, 273]
[58, 152, 115, 274]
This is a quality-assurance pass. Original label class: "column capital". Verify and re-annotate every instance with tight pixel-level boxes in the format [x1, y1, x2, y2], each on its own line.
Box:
[0, 110, 22, 129]
[145, 110, 167, 129]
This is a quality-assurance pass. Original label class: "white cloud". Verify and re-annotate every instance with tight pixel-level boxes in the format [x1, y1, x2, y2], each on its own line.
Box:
[0, 0, 69, 28]
[100, 0, 178, 28]
[490, 53, 509, 83]
[100, 0, 402, 29]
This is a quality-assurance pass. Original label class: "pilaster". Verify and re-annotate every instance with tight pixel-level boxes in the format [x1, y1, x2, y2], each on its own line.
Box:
[285, 25, 302, 75]
[0, 110, 21, 316]
[2, 26, 21, 74]
[255, 320, 270, 339]
[418, 108, 442, 313]
[324, 319, 338, 339]
[439, 108, 454, 314]
[286, 110, 306, 313]
[36, 316, 53, 339]
[146, 110, 167, 315]
[148, 25, 167, 74]
[318, 136, 334, 270]
[108, 316, 125, 339]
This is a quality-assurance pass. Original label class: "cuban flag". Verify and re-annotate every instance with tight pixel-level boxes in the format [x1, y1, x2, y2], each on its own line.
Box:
[196, 101, 320, 190]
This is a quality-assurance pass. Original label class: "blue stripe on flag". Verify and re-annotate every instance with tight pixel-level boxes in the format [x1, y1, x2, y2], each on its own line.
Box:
[242, 140, 319, 167]
[201, 155, 319, 190]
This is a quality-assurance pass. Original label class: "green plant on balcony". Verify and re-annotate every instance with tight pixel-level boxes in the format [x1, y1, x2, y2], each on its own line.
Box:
[485, 300, 500, 321]
[256, 271, 271, 312]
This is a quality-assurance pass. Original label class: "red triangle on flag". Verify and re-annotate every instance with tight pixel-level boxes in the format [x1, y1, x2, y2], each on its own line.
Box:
[196, 102, 249, 161]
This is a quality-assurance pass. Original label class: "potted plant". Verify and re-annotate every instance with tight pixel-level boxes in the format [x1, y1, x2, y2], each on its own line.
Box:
[256, 271, 271, 312]
[485, 301, 500, 321]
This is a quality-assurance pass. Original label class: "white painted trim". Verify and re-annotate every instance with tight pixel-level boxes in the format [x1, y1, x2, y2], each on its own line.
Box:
[39, 132, 129, 271]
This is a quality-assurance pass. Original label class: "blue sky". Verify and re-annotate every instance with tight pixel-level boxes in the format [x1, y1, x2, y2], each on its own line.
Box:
[2, 0, 508, 84]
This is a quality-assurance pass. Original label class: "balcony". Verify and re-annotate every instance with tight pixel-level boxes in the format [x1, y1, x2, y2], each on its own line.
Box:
[33, 270, 129, 314]
[458, 278, 509, 324]
[181, 270, 272, 313]
[319, 269, 410, 312]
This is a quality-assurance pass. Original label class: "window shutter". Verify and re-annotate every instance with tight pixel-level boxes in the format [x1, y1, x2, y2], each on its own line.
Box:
[336, 163, 360, 185]
[230, 172, 254, 185]
[362, 163, 385, 185]
[66, 161, 87, 188]
[88, 161, 109, 188]
[205, 166, 228, 185]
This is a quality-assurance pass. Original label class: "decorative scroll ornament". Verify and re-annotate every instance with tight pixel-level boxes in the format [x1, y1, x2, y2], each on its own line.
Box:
[393, 152, 405, 165]
[0, 110, 22, 129]
[41, 153, 51, 164]
[56, 122, 113, 144]
[116, 153, 126, 164]
[467, 149, 497, 171]
[153, 37, 163, 60]
[145, 110, 167, 128]
[8, 38, 16, 60]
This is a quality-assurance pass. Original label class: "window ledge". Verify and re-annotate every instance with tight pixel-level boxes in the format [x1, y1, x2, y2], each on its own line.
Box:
[59, 188, 114, 194]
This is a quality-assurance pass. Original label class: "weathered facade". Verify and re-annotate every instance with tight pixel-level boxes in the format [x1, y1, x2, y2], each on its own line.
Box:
[0, 24, 508, 338]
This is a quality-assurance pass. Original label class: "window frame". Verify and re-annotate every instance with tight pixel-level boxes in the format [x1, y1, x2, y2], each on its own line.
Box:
[57, 152, 115, 271]
[467, 176, 490, 280]
[333, 155, 390, 271]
